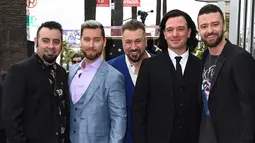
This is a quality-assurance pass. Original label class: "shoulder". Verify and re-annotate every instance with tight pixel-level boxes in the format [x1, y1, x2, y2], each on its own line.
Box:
[226, 41, 253, 61]
[104, 62, 125, 80]
[56, 64, 67, 75]
[107, 54, 125, 66]
[8, 56, 35, 73]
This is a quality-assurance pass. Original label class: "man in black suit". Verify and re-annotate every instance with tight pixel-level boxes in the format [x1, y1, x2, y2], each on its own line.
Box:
[2, 21, 69, 143]
[197, 4, 255, 143]
[131, 9, 201, 143]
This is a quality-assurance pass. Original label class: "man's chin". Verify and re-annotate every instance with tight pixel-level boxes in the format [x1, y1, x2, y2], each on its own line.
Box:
[43, 55, 57, 64]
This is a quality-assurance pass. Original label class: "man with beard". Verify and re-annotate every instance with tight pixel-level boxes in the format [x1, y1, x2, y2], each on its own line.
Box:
[132, 9, 201, 143]
[108, 19, 154, 143]
[198, 4, 255, 143]
[68, 20, 126, 143]
[2, 21, 69, 143]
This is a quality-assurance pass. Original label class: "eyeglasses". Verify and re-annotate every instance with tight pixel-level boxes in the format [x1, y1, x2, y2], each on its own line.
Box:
[72, 60, 81, 64]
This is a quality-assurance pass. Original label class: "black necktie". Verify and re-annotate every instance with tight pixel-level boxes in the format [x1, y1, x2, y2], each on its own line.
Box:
[175, 56, 182, 77]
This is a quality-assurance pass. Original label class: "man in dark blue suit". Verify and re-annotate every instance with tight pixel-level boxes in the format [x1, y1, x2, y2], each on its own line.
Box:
[108, 19, 154, 143]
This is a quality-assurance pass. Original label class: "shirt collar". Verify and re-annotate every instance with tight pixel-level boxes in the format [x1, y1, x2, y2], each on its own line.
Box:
[167, 48, 189, 62]
[125, 50, 151, 67]
[79, 56, 103, 70]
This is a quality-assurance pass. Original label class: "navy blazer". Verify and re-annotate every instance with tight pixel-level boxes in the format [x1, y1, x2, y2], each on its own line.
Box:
[108, 52, 154, 143]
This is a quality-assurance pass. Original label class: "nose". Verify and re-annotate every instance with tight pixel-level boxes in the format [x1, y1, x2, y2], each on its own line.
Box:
[89, 40, 94, 47]
[172, 29, 178, 37]
[48, 41, 54, 49]
[207, 25, 213, 33]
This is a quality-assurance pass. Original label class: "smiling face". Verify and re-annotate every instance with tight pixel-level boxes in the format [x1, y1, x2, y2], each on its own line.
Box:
[163, 16, 191, 52]
[35, 27, 62, 63]
[122, 29, 147, 63]
[198, 12, 225, 48]
[80, 28, 106, 61]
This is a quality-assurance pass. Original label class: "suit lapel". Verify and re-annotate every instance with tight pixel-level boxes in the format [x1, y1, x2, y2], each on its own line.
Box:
[203, 40, 232, 96]
[81, 60, 108, 110]
[161, 52, 176, 96]
[209, 55, 226, 92]
[68, 64, 81, 106]
[68, 64, 80, 85]
[115, 55, 134, 87]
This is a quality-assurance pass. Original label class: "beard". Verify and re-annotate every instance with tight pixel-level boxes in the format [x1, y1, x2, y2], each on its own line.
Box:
[127, 49, 145, 63]
[42, 54, 57, 64]
[82, 48, 102, 61]
[202, 30, 224, 48]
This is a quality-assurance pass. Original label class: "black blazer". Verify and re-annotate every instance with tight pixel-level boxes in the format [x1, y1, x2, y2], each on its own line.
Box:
[0, 77, 3, 129]
[2, 55, 69, 143]
[202, 40, 255, 143]
[131, 51, 202, 143]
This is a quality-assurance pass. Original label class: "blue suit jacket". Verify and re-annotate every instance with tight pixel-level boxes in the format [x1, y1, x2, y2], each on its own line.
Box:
[69, 60, 127, 143]
[108, 52, 154, 143]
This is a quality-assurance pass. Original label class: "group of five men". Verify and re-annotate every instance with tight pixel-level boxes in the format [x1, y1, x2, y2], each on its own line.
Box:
[1, 4, 255, 143]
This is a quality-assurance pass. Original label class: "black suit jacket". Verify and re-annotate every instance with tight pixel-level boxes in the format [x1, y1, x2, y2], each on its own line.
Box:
[2, 55, 69, 143]
[202, 40, 255, 143]
[0, 77, 3, 129]
[132, 51, 201, 143]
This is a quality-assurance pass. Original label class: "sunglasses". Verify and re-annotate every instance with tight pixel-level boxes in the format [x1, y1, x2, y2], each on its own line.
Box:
[72, 60, 81, 64]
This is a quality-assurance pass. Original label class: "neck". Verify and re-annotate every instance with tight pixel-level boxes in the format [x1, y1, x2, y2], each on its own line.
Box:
[129, 52, 148, 74]
[208, 38, 226, 56]
[169, 47, 187, 55]
[36, 53, 55, 66]
[82, 56, 101, 69]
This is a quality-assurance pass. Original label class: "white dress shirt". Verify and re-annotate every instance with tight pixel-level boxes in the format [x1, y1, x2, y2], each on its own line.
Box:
[125, 51, 151, 85]
[167, 48, 189, 75]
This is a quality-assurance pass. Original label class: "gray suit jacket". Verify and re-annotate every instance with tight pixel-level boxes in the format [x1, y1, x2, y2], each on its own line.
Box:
[69, 60, 127, 143]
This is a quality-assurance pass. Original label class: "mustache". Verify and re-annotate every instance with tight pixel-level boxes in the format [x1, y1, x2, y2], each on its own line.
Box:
[206, 32, 218, 37]
[129, 49, 140, 52]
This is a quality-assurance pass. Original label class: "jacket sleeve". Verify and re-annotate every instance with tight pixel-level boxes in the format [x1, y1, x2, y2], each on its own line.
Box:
[131, 60, 150, 143]
[108, 73, 127, 143]
[232, 51, 255, 142]
[2, 64, 27, 143]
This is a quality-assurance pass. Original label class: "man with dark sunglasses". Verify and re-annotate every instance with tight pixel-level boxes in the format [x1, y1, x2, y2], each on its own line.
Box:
[71, 53, 84, 65]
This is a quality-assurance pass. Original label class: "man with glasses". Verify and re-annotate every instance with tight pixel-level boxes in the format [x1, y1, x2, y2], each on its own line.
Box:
[71, 53, 84, 65]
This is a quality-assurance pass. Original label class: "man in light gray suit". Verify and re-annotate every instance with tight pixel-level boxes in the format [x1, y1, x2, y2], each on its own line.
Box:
[69, 20, 127, 143]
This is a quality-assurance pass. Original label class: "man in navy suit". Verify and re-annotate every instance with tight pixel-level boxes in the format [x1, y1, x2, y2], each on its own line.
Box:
[108, 19, 153, 143]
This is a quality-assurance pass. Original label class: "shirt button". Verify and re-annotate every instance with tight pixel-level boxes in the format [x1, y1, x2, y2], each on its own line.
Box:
[56, 132, 59, 135]
[75, 108, 78, 111]
[74, 119, 76, 122]
[74, 130, 76, 133]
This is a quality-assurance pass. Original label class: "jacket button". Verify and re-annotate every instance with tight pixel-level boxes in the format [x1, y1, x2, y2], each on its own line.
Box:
[74, 119, 76, 122]
[172, 105, 174, 108]
[74, 130, 76, 133]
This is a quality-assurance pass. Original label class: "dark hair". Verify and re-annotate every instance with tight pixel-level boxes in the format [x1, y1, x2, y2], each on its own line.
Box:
[36, 21, 63, 40]
[158, 9, 198, 52]
[80, 20, 105, 38]
[121, 19, 146, 34]
[72, 53, 84, 60]
[198, 4, 224, 24]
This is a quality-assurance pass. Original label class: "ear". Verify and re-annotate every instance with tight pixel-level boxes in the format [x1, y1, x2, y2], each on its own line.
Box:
[103, 37, 107, 48]
[163, 30, 167, 40]
[188, 28, 191, 38]
[34, 37, 38, 48]
[145, 37, 148, 47]
[224, 22, 226, 32]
